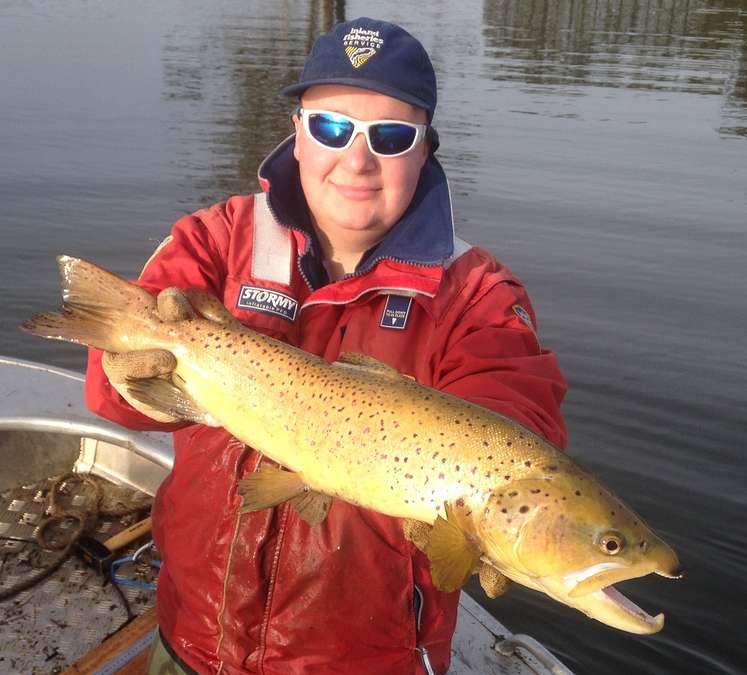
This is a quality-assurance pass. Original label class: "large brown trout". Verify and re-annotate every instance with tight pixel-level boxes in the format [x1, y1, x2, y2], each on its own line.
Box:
[23, 256, 681, 634]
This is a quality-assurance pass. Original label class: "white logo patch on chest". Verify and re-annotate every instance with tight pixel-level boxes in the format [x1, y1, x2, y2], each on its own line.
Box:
[237, 285, 298, 322]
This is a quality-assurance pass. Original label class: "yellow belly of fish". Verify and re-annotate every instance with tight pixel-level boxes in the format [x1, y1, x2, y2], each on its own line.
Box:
[171, 345, 499, 524]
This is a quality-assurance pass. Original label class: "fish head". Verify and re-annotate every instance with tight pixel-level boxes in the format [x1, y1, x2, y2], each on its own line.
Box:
[475, 473, 681, 634]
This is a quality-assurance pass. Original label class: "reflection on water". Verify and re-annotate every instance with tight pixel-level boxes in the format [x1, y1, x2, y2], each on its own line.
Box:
[0, 1, 745, 674]
[160, 0, 347, 205]
[482, 0, 747, 135]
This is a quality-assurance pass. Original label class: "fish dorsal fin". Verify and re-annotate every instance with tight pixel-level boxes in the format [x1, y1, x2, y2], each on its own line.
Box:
[335, 352, 401, 377]
[126, 376, 215, 425]
[290, 490, 333, 525]
[424, 502, 482, 593]
[238, 465, 307, 514]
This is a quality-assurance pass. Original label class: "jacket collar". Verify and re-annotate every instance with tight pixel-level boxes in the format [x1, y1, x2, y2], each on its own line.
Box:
[257, 135, 455, 279]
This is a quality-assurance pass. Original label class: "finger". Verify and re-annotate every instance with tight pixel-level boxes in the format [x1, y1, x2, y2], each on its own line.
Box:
[102, 349, 176, 382]
[403, 518, 433, 553]
[157, 287, 195, 322]
[478, 562, 511, 598]
[183, 289, 243, 329]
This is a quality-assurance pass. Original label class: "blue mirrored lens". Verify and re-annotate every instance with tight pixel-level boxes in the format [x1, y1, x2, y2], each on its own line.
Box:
[309, 113, 354, 148]
[369, 123, 417, 155]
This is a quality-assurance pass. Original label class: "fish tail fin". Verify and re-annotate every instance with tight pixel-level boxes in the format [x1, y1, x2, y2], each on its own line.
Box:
[20, 255, 159, 352]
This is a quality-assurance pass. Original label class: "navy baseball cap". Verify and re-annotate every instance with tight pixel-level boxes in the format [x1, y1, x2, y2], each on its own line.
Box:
[282, 18, 437, 121]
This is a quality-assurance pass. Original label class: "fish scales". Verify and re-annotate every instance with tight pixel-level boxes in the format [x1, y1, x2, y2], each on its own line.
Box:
[164, 317, 567, 524]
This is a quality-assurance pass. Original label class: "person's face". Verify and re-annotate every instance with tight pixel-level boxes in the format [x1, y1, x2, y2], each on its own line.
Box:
[292, 85, 429, 248]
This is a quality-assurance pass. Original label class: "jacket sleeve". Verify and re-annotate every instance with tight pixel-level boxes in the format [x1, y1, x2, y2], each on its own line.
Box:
[85, 203, 235, 432]
[431, 271, 568, 450]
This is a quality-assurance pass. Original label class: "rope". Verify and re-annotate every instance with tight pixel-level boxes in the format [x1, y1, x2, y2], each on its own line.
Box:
[0, 472, 148, 602]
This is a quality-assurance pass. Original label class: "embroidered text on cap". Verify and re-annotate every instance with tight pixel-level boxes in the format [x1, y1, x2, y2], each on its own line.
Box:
[343, 26, 384, 68]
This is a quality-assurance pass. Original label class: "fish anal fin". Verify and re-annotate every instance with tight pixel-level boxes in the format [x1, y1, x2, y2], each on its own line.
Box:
[238, 465, 306, 514]
[424, 502, 482, 593]
[290, 490, 333, 525]
[125, 377, 214, 425]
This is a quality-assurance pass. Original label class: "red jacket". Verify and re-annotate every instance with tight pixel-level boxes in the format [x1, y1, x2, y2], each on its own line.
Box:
[85, 140, 567, 674]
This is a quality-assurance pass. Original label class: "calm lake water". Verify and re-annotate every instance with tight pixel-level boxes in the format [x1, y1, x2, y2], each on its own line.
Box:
[1, 1, 745, 673]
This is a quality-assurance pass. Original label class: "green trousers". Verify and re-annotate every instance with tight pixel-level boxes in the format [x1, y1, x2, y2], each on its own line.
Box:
[146, 630, 192, 675]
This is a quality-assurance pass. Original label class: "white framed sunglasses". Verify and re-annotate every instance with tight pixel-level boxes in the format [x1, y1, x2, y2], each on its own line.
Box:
[298, 107, 429, 158]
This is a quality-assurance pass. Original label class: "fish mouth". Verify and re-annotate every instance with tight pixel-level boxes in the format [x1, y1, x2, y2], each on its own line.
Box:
[536, 558, 682, 634]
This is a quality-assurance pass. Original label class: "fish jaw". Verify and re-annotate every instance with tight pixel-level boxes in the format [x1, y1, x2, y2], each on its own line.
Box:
[535, 569, 666, 634]
[526, 539, 681, 634]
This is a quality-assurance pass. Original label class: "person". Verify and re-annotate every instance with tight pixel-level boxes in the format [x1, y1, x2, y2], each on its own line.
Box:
[85, 17, 567, 675]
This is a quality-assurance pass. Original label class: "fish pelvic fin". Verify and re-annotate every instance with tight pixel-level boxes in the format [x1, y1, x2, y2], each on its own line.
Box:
[290, 490, 333, 525]
[238, 465, 307, 514]
[125, 376, 214, 425]
[424, 502, 482, 593]
[21, 256, 158, 352]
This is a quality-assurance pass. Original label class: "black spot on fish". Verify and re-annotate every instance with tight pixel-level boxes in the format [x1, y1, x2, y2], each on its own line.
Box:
[519, 505, 529, 513]
[575, 490, 581, 496]
[524, 461, 532, 467]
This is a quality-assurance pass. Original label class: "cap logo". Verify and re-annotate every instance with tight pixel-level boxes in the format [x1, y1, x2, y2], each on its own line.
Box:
[343, 27, 384, 68]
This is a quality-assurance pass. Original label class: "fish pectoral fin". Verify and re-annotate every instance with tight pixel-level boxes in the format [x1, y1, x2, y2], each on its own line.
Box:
[290, 490, 333, 525]
[125, 377, 214, 425]
[238, 465, 307, 514]
[478, 562, 511, 598]
[424, 502, 482, 593]
[334, 352, 402, 378]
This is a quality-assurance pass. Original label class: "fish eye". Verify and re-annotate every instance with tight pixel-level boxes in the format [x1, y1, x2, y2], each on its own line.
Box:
[599, 532, 625, 555]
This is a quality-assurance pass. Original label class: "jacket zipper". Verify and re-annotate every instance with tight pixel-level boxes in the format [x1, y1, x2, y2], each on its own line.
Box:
[256, 499, 291, 674]
[413, 584, 437, 675]
[215, 441, 254, 671]
[263, 191, 442, 292]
